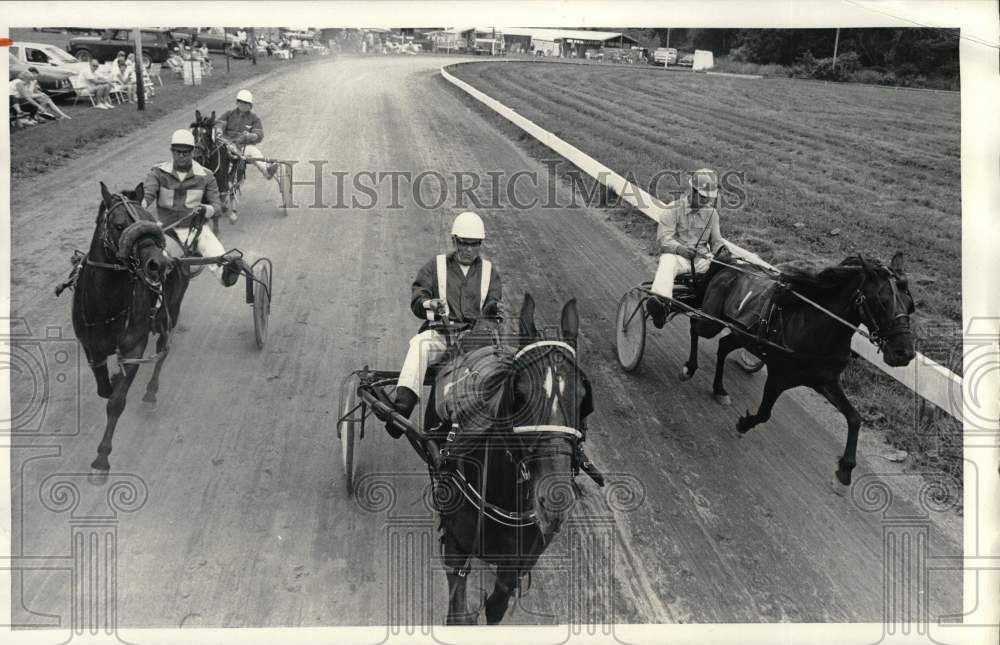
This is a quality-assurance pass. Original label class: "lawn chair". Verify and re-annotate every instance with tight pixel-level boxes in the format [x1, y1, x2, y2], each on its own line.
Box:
[165, 56, 184, 78]
[146, 62, 163, 89]
[68, 75, 98, 107]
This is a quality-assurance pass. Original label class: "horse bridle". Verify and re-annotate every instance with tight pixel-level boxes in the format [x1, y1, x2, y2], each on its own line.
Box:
[851, 262, 913, 352]
[507, 340, 586, 476]
[93, 194, 166, 291]
[191, 122, 225, 173]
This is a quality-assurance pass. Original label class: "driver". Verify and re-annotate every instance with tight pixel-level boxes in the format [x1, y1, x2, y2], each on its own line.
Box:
[646, 168, 724, 328]
[214, 89, 278, 189]
[142, 130, 250, 286]
[374, 211, 502, 437]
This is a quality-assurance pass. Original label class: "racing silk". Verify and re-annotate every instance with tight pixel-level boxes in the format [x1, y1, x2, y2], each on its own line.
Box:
[655, 197, 723, 257]
[410, 253, 501, 324]
[214, 108, 264, 145]
[141, 160, 222, 227]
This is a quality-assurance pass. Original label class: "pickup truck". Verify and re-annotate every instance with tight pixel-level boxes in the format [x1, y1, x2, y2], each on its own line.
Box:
[68, 29, 180, 66]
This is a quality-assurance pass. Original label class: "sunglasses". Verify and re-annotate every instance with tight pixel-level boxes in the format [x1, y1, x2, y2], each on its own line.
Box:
[455, 238, 482, 248]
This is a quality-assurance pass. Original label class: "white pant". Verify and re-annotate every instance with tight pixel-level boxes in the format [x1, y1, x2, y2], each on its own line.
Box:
[172, 226, 229, 285]
[651, 253, 713, 298]
[229, 143, 270, 177]
[397, 329, 449, 397]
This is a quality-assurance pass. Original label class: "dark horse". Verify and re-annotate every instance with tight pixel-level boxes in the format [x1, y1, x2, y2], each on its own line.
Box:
[429, 294, 594, 624]
[682, 252, 916, 486]
[190, 109, 235, 229]
[71, 182, 191, 473]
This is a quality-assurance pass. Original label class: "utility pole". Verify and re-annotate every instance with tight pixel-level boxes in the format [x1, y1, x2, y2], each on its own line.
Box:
[224, 27, 231, 73]
[665, 28, 671, 67]
[251, 27, 257, 65]
[132, 28, 145, 111]
[832, 27, 840, 72]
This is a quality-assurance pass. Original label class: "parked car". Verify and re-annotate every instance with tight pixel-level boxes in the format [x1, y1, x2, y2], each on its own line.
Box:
[652, 47, 677, 66]
[9, 41, 89, 75]
[173, 27, 239, 53]
[677, 53, 695, 67]
[68, 28, 180, 66]
[8, 52, 76, 100]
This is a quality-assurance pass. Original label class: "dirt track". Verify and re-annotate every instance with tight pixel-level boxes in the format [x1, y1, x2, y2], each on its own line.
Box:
[9, 55, 961, 627]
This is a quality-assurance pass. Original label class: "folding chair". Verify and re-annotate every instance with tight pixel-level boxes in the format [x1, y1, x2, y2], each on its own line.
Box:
[69, 75, 97, 107]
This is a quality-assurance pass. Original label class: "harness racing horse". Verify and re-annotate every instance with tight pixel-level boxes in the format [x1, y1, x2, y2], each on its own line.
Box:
[190, 109, 238, 230]
[431, 294, 594, 624]
[682, 252, 916, 486]
[71, 183, 191, 474]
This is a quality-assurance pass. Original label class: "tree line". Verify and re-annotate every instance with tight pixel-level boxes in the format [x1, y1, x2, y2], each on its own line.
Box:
[618, 28, 959, 86]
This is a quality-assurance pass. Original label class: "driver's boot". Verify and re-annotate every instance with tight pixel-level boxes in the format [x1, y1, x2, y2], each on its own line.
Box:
[221, 257, 250, 287]
[383, 386, 418, 439]
[644, 296, 669, 329]
[575, 444, 604, 487]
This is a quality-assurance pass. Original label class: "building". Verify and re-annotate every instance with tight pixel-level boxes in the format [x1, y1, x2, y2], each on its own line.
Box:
[500, 28, 639, 58]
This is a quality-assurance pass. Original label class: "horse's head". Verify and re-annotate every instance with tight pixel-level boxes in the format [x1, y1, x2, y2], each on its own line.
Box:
[98, 181, 169, 285]
[190, 109, 217, 165]
[853, 253, 917, 367]
[508, 293, 593, 536]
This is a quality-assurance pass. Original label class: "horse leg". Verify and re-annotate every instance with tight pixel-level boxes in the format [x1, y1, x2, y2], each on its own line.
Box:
[142, 335, 169, 406]
[484, 566, 519, 624]
[442, 530, 475, 624]
[84, 349, 114, 399]
[92, 362, 140, 473]
[711, 333, 744, 405]
[736, 372, 786, 435]
[815, 379, 863, 486]
[679, 323, 699, 381]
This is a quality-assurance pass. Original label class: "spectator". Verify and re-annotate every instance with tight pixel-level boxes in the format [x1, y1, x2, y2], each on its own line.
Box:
[112, 58, 137, 102]
[10, 74, 40, 126]
[80, 58, 114, 109]
[25, 68, 71, 119]
[10, 71, 57, 122]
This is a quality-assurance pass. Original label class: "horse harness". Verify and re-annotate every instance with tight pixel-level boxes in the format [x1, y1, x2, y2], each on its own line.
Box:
[437, 340, 586, 580]
[707, 255, 912, 359]
[56, 193, 174, 370]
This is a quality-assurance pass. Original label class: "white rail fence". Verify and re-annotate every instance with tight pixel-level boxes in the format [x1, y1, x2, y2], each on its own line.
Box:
[440, 64, 965, 423]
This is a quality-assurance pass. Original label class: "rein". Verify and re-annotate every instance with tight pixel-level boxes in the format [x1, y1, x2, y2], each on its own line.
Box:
[706, 255, 910, 354]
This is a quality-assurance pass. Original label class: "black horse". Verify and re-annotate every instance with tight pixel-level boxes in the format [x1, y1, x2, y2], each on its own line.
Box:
[71, 182, 191, 473]
[681, 252, 916, 486]
[429, 294, 594, 624]
[190, 109, 237, 229]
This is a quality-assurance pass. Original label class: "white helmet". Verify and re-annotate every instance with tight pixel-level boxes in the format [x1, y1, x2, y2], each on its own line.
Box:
[236, 89, 253, 104]
[170, 129, 195, 147]
[451, 211, 485, 240]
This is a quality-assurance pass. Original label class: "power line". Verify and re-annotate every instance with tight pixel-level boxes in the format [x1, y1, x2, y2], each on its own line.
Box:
[841, 0, 999, 50]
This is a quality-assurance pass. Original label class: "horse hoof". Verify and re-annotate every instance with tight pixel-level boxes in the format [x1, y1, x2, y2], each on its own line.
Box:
[835, 469, 852, 487]
[678, 367, 693, 382]
[88, 468, 109, 486]
[714, 393, 731, 406]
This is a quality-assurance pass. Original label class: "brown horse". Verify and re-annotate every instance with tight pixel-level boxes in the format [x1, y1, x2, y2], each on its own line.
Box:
[70, 182, 191, 473]
[682, 253, 916, 486]
[429, 294, 594, 624]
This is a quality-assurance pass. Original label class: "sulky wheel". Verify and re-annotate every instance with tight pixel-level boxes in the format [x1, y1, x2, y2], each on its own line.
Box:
[338, 373, 361, 495]
[615, 288, 647, 372]
[252, 260, 272, 349]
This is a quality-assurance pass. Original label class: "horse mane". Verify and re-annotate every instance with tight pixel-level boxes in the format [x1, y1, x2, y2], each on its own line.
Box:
[777, 257, 867, 300]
